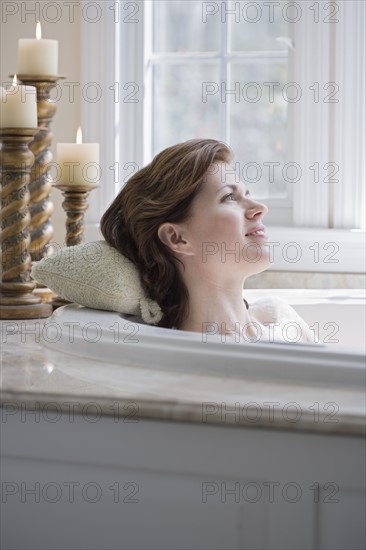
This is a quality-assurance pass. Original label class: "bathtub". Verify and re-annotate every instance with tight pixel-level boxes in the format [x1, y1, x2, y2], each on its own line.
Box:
[41, 289, 365, 388]
[2, 290, 365, 550]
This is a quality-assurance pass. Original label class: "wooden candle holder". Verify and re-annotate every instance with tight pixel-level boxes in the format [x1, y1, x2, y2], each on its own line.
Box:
[49, 183, 98, 309]
[14, 74, 66, 261]
[54, 183, 98, 247]
[0, 128, 53, 319]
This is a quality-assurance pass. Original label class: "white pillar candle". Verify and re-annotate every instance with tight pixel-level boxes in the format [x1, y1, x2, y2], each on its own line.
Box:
[18, 22, 58, 75]
[0, 76, 37, 128]
[57, 128, 100, 186]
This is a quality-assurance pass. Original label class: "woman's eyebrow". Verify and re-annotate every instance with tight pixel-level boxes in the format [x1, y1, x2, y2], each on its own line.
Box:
[216, 184, 250, 196]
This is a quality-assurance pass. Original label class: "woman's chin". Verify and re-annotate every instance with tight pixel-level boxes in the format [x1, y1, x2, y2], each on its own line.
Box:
[241, 239, 271, 264]
[241, 244, 272, 275]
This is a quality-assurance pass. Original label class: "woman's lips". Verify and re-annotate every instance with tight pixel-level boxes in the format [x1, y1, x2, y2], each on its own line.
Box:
[245, 226, 268, 239]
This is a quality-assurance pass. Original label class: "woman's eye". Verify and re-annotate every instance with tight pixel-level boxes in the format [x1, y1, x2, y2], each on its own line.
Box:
[224, 193, 236, 201]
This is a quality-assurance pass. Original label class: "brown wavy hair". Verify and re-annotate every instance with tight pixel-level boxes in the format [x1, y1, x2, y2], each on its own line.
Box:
[100, 139, 233, 328]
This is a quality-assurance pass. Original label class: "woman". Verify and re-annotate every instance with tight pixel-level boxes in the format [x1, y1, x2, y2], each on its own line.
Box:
[101, 139, 313, 344]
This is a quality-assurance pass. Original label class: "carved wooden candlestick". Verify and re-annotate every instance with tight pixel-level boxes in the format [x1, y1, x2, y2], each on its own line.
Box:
[49, 183, 98, 309]
[0, 128, 53, 319]
[14, 74, 66, 261]
[54, 183, 98, 246]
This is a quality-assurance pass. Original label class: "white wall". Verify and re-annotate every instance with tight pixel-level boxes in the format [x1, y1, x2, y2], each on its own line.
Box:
[0, 1, 82, 246]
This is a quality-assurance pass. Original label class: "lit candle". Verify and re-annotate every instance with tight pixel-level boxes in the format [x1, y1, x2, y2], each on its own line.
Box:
[57, 127, 100, 186]
[0, 75, 37, 128]
[18, 22, 58, 75]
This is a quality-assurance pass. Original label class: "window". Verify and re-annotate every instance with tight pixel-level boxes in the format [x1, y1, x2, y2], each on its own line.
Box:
[144, 0, 292, 225]
[81, 0, 365, 272]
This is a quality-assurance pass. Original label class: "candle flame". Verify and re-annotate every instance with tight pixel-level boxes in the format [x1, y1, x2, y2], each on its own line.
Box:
[36, 21, 42, 40]
[12, 74, 18, 86]
[76, 127, 82, 144]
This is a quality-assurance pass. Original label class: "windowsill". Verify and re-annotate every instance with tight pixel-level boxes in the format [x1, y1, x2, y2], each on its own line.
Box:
[266, 227, 365, 274]
[85, 224, 365, 275]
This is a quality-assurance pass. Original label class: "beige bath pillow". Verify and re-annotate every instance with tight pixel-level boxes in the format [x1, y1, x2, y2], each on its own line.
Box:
[31, 240, 163, 325]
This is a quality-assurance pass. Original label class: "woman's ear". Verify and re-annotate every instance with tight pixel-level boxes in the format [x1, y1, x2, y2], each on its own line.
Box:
[157, 223, 195, 256]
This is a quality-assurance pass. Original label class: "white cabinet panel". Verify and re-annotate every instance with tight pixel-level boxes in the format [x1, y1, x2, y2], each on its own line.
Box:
[1, 411, 365, 549]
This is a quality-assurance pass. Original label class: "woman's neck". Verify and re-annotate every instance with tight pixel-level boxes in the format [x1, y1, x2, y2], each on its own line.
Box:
[177, 280, 252, 337]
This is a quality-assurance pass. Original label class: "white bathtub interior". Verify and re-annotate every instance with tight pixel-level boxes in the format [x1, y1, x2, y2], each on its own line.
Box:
[40, 290, 365, 388]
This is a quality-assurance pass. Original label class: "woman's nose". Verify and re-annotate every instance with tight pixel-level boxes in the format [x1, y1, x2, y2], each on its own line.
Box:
[244, 199, 268, 219]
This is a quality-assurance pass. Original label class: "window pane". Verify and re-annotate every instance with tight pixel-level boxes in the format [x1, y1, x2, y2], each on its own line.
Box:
[230, 0, 290, 52]
[153, 1, 220, 52]
[152, 63, 221, 154]
[229, 61, 288, 198]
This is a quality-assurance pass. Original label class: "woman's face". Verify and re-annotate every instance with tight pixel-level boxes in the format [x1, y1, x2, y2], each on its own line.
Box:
[182, 162, 271, 276]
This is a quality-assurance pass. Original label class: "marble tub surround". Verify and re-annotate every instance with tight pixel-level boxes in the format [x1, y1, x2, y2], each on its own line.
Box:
[245, 270, 366, 289]
[1, 304, 365, 437]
